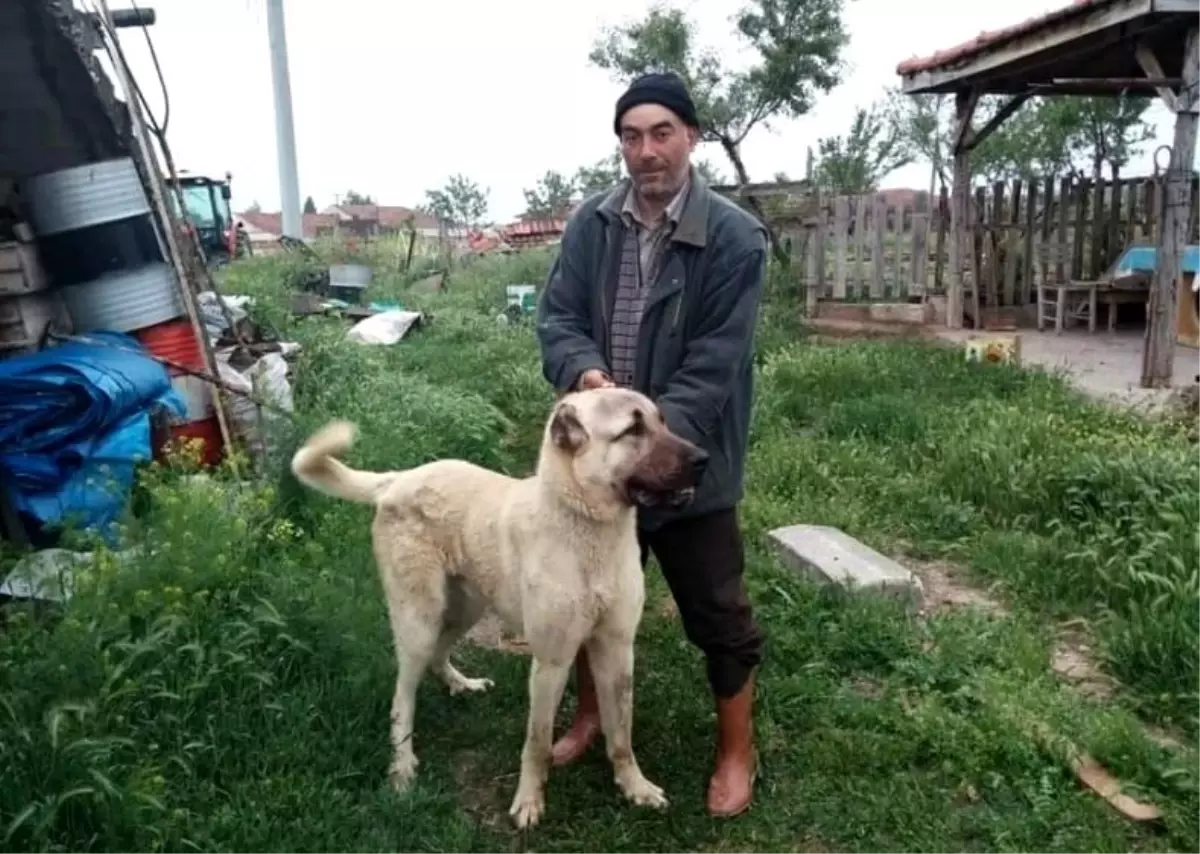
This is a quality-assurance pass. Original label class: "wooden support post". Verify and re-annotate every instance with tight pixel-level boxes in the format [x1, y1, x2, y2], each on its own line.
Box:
[1141, 27, 1199, 389]
[1134, 41, 1181, 112]
[948, 89, 978, 329]
[967, 93, 1030, 151]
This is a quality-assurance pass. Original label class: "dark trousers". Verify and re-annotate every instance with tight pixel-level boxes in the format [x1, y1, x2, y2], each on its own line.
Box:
[638, 508, 764, 698]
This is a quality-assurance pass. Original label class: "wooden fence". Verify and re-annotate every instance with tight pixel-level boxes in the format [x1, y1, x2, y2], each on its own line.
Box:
[790, 173, 1200, 308]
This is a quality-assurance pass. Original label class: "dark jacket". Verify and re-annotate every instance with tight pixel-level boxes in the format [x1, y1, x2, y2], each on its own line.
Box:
[534, 170, 768, 530]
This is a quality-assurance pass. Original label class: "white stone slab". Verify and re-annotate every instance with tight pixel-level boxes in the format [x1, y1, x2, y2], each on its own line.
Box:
[766, 524, 924, 606]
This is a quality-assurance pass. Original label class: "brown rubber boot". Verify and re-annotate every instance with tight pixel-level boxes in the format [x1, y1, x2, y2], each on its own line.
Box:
[706, 672, 757, 818]
[551, 649, 602, 766]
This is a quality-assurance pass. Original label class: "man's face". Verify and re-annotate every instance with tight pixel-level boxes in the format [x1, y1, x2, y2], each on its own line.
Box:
[618, 104, 697, 203]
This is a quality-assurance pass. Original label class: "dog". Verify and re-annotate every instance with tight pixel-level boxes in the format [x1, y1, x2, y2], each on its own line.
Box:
[290, 386, 708, 828]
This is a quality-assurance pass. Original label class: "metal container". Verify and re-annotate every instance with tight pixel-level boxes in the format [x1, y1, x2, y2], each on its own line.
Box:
[0, 290, 72, 353]
[328, 263, 372, 302]
[23, 157, 152, 236]
[61, 262, 185, 333]
[329, 263, 372, 288]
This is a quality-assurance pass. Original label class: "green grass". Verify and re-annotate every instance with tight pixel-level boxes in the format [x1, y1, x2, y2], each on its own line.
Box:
[0, 248, 1196, 852]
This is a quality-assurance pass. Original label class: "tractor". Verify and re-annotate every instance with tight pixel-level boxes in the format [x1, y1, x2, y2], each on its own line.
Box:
[165, 171, 251, 268]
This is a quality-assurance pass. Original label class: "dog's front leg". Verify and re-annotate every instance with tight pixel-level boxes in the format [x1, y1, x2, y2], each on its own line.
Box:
[509, 656, 572, 829]
[588, 633, 668, 810]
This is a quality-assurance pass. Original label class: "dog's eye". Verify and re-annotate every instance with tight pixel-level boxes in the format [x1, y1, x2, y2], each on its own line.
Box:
[620, 420, 646, 440]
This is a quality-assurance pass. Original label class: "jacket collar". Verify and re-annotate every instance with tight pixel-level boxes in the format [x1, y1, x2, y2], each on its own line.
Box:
[598, 165, 709, 248]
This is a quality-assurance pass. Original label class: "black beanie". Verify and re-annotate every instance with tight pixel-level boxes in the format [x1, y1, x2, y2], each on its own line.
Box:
[613, 72, 700, 135]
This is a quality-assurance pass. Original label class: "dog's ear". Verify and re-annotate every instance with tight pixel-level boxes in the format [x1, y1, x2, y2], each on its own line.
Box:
[550, 403, 588, 452]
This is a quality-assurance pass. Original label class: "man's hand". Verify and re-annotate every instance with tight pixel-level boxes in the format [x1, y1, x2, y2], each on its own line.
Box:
[576, 369, 615, 391]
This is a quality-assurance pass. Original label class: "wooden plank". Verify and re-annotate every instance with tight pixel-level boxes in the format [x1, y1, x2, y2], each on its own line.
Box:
[1089, 175, 1106, 277]
[832, 196, 850, 299]
[1071, 179, 1089, 279]
[871, 193, 886, 299]
[972, 185, 986, 322]
[1134, 41, 1182, 112]
[950, 105, 973, 328]
[1149, 179, 1162, 242]
[934, 185, 948, 294]
[1139, 179, 1154, 241]
[1003, 179, 1021, 306]
[1022, 179, 1038, 305]
[889, 200, 904, 298]
[804, 225, 819, 315]
[813, 211, 827, 301]
[1106, 172, 1125, 265]
[1143, 25, 1198, 387]
[911, 191, 930, 298]
[852, 194, 868, 299]
[1057, 177, 1072, 282]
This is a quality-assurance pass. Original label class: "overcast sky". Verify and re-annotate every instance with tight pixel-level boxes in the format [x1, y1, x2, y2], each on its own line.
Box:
[113, 0, 1177, 222]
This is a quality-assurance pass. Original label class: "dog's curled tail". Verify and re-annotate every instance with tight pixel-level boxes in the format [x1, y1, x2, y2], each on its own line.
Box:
[291, 419, 395, 505]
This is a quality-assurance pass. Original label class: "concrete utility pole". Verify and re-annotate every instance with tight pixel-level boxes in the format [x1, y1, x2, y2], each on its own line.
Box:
[266, 0, 302, 239]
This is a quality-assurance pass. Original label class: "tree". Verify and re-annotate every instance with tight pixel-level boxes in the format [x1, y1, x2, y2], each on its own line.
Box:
[423, 174, 489, 229]
[302, 196, 317, 214]
[342, 190, 375, 205]
[883, 88, 949, 197]
[886, 88, 1155, 188]
[245, 199, 262, 214]
[695, 158, 726, 184]
[589, 0, 850, 264]
[522, 170, 576, 219]
[591, 2, 847, 186]
[574, 150, 625, 196]
[814, 104, 911, 195]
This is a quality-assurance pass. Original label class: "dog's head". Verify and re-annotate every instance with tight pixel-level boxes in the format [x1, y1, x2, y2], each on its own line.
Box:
[543, 387, 708, 512]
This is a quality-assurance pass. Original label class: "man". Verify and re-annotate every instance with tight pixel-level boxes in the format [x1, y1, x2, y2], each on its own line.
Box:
[534, 71, 767, 818]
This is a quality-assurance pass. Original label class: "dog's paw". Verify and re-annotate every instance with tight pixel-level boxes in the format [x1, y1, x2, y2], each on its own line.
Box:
[508, 787, 546, 829]
[449, 675, 494, 696]
[388, 754, 419, 792]
[618, 773, 669, 810]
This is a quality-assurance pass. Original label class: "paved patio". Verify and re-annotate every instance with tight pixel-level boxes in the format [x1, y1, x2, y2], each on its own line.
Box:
[935, 328, 1198, 409]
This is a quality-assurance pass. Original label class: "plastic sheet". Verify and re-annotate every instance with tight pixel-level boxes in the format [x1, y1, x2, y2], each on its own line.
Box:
[0, 331, 186, 542]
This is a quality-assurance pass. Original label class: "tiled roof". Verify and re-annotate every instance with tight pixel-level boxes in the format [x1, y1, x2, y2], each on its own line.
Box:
[236, 211, 338, 238]
[325, 204, 441, 230]
[895, 0, 1111, 76]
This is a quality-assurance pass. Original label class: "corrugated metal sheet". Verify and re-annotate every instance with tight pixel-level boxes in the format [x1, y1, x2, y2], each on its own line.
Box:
[23, 157, 152, 236]
[61, 262, 184, 333]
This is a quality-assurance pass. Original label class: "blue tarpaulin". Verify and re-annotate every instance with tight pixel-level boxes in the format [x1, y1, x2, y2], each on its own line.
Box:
[0, 331, 187, 544]
[1114, 244, 1200, 275]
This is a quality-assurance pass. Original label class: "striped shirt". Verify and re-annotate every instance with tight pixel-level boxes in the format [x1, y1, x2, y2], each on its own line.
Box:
[609, 180, 690, 389]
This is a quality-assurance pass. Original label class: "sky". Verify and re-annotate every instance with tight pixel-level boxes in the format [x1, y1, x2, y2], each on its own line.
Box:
[112, 0, 1178, 223]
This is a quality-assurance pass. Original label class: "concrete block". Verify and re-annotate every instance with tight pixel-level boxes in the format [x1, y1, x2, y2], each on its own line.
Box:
[766, 524, 924, 606]
[866, 302, 932, 325]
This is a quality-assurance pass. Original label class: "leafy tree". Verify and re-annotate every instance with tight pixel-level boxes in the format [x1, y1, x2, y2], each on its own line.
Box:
[423, 174, 489, 229]
[574, 151, 625, 196]
[522, 170, 576, 219]
[883, 89, 949, 197]
[589, 0, 851, 265]
[244, 199, 262, 214]
[342, 190, 375, 205]
[302, 196, 317, 214]
[695, 158, 726, 184]
[814, 104, 911, 194]
[886, 89, 1155, 187]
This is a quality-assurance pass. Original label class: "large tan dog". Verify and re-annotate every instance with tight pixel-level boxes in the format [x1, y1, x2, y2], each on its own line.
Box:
[290, 387, 707, 828]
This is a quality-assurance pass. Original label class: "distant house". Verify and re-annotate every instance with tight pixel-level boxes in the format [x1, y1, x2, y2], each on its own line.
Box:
[235, 205, 444, 246]
[320, 204, 442, 239]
